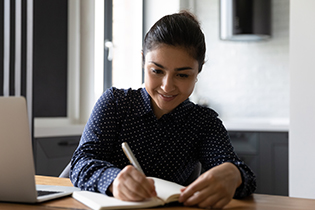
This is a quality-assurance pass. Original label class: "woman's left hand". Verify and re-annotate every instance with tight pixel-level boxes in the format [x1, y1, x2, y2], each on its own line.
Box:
[178, 162, 242, 209]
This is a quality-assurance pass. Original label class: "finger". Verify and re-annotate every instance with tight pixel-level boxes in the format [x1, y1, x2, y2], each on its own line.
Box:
[198, 196, 230, 209]
[179, 179, 208, 203]
[114, 166, 152, 201]
[193, 193, 220, 209]
[183, 183, 232, 208]
[123, 189, 147, 201]
[183, 191, 202, 206]
[122, 166, 156, 198]
[123, 175, 155, 199]
[147, 178, 157, 197]
[114, 187, 131, 201]
[183, 186, 217, 206]
[192, 187, 231, 209]
[211, 197, 231, 209]
[129, 172, 156, 197]
[113, 178, 143, 201]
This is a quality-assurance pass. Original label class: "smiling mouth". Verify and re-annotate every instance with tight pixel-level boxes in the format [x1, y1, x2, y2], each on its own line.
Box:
[159, 93, 177, 101]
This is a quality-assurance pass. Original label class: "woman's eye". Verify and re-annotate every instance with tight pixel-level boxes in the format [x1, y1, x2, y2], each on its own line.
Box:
[152, 69, 163, 74]
[178, 74, 189, 78]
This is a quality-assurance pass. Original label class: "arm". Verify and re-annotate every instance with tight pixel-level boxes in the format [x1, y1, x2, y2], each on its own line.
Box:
[70, 88, 122, 194]
[179, 162, 242, 208]
[179, 112, 256, 208]
[70, 88, 156, 200]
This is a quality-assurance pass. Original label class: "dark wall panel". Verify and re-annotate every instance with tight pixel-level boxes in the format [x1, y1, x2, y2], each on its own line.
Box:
[33, 0, 68, 117]
[0, 0, 3, 95]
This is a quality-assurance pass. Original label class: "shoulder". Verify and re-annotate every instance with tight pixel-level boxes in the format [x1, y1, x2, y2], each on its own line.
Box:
[98, 87, 147, 113]
[187, 104, 228, 139]
[189, 103, 226, 129]
[191, 103, 219, 120]
[90, 87, 144, 119]
[104, 87, 138, 97]
[100, 87, 142, 102]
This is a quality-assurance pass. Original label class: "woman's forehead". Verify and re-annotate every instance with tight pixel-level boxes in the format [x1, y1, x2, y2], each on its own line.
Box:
[145, 45, 199, 71]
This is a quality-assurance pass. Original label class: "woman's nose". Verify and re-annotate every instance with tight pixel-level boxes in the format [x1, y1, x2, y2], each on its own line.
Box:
[161, 75, 175, 93]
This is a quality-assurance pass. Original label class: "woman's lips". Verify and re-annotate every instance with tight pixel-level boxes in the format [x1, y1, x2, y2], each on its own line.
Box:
[159, 93, 176, 101]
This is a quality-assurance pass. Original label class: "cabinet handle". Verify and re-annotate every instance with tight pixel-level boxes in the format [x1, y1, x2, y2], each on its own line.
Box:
[58, 141, 78, 146]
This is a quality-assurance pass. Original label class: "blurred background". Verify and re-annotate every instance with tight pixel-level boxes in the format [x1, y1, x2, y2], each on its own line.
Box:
[3, 0, 315, 200]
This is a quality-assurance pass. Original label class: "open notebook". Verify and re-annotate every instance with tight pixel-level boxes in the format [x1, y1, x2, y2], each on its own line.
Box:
[0, 97, 79, 203]
[73, 177, 184, 210]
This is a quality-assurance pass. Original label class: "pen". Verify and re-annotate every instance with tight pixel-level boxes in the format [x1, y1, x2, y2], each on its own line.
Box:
[121, 142, 145, 174]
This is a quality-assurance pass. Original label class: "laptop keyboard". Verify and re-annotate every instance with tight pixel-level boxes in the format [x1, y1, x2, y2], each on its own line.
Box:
[37, 190, 62, 197]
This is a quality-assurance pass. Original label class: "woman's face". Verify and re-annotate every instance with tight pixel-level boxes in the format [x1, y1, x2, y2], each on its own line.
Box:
[144, 44, 199, 119]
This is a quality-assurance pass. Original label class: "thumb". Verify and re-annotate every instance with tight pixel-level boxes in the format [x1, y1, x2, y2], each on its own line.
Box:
[147, 178, 157, 196]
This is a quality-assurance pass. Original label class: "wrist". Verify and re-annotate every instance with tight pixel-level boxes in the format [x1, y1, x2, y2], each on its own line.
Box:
[222, 162, 242, 188]
[106, 183, 114, 196]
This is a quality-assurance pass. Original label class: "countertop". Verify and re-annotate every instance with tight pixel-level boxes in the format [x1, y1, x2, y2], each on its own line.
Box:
[34, 117, 289, 138]
[34, 118, 85, 138]
[222, 118, 289, 132]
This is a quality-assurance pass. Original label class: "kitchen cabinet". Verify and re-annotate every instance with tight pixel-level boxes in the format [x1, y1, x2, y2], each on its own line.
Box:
[33, 129, 289, 196]
[229, 131, 288, 196]
[34, 136, 80, 176]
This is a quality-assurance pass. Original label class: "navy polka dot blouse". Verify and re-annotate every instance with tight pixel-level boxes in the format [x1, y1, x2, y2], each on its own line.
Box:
[70, 87, 256, 198]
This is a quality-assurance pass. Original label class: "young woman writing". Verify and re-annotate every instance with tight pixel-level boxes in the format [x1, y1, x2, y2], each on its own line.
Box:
[70, 11, 256, 209]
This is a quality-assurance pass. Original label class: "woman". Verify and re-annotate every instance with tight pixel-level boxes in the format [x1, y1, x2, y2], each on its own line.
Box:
[70, 11, 256, 208]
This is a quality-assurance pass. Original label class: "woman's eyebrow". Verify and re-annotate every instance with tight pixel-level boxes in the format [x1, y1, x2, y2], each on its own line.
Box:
[175, 67, 193, 71]
[149, 61, 193, 71]
[150, 61, 165, 69]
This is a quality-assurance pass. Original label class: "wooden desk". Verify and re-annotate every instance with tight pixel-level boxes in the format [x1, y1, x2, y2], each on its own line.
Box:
[0, 175, 314, 210]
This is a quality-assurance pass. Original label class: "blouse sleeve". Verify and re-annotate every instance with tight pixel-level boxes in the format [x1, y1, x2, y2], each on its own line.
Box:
[198, 110, 256, 198]
[69, 88, 122, 194]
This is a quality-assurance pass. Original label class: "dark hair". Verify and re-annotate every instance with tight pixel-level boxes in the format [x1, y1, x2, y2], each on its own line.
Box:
[143, 11, 206, 72]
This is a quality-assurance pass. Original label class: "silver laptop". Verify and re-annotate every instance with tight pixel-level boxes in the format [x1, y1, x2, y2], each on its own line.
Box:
[0, 96, 79, 203]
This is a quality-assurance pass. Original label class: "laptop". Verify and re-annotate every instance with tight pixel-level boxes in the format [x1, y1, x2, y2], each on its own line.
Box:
[0, 96, 79, 203]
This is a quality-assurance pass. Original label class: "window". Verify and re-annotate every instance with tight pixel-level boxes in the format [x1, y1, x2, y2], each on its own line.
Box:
[34, 0, 144, 137]
[111, 0, 143, 89]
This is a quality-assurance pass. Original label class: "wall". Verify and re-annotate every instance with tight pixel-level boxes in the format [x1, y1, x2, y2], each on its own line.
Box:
[290, 0, 315, 199]
[143, 0, 180, 34]
[192, 0, 290, 120]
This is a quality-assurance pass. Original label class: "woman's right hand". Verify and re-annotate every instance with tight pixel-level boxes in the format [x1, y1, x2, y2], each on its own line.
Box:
[109, 165, 157, 201]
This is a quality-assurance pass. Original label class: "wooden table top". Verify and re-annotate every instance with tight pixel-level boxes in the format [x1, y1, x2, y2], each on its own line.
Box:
[0, 175, 314, 210]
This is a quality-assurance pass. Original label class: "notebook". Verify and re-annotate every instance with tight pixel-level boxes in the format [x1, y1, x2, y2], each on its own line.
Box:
[72, 177, 184, 210]
[0, 96, 79, 203]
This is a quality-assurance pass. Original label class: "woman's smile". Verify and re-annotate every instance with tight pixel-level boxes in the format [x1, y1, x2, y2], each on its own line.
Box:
[159, 92, 177, 101]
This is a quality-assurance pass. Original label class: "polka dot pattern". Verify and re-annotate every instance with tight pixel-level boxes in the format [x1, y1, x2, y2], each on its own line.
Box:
[70, 87, 256, 198]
